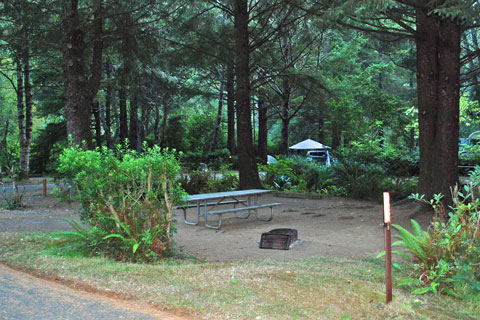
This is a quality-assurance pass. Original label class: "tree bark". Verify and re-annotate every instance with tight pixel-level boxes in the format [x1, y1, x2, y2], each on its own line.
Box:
[92, 101, 102, 147]
[22, 48, 33, 177]
[140, 97, 148, 150]
[129, 95, 138, 151]
[16, 58, 26, 175]
[234, 0, 262, 189]
[280, 79, 291, 154]
[103, 59, 113, 149]
[1, 119, 8, 161]
[160, 93, 169, 149]
[416, 9, 460, 205]
[119, 87, 128, 144]
[210, 67, 225, 152]
[226, 64, 237, 155]
[154, 102, 160, 145]
[257, 97, 268, 164]
[62, 0, 103, 148]
[331, 124, 341, 149]
[317, 118, 324, 143]
[471, 30, 480, 106]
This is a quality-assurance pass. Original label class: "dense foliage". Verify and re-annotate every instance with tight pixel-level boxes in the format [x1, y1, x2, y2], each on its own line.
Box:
[384, 169, 480, 297]
[56, 145, 186, 262]
[259, 142, 417, 200]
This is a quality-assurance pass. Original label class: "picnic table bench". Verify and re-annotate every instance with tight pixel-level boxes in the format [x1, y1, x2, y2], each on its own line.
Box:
[176, 189, 280, 229]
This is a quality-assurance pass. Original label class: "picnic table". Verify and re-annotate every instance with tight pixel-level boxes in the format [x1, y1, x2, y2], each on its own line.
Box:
[177, 189, 280, 229]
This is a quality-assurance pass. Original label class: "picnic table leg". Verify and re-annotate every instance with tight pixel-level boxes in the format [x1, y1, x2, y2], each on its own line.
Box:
[254, 195, 274, 222]
[183, 202, 200, 225]
[234, 197, 251, 219]
[204, 201, 222, 229]
[255, 206, 274, 222]
[204, 205, 223, 230]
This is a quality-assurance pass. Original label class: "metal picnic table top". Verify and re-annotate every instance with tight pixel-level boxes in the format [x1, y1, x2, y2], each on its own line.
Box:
[185, 189, 272, 202]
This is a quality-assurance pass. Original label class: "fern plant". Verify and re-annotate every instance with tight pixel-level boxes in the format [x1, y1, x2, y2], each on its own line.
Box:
[57, 145, 186, 262]
[380, 181, 480, 297]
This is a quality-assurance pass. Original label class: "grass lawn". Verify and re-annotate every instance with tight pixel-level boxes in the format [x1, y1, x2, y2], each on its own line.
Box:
[0, 232, 479, 320]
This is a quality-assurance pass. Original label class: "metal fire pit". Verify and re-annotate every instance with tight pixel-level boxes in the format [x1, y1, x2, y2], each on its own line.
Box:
[259, 228, 298, 250]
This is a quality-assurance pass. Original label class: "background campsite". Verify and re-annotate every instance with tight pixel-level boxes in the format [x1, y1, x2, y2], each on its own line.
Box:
[1, 1, 480, 319]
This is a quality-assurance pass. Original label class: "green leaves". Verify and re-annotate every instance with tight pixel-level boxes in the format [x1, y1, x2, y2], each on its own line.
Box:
[56, 145, 186, 263]
[387, 183, 480, 297]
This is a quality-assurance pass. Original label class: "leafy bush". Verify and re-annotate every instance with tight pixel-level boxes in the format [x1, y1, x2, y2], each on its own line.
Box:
[332, 160, 387, 199]
[386, 181, 480, 297]
[57, 145, 186, 262]
[177, 170, 212, 194]
[206, 148, 231, 170]
[206, 165, 238, 192]
[382, 177, 418, 201]
[181, 148, 232, 171]
[259, 145, 415, 199]
[288, 157, 336, 193]
[177, 165, 239, 194]
[459, 144, 480, 169]
[336, 138, 418, 178]
[259, 158, 297, 191]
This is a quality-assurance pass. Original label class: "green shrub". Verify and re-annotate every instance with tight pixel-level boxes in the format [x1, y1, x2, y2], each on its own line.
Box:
[259, 158, 297, 191]
[206, 148, 231, 169]
[293, 160, 336, 193]
[385, 182, 480, 297]
[382, 177, 418, 201]
[177, 165, 239, 194]
[260, 146, 414, 199]
[180, 151, 205, 170]
[57, 145, 186, 262]
[177, 170, 212, 194]
[332, 160, 387, 199]
[206, 165, 238, 192]
[336, 138, 419, 178]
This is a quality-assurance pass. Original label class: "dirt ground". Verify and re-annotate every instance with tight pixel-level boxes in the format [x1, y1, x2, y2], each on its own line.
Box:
[0, 189, 433, 262]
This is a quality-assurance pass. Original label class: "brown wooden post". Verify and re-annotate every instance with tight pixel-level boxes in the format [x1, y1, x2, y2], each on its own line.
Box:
[43, 179, 47, 197]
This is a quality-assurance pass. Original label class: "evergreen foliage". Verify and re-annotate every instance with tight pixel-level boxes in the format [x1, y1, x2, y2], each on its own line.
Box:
[57, 145, 186, 262]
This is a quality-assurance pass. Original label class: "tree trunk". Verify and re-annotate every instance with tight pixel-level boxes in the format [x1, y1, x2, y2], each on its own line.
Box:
[62, 2, 91, 147]
[160, 93, 169, 149]
[210, 67, 225, 152]
[154, 102, 160, 145]
[416, 9, 460, 205]
[16, 57, 27, 175]
[226, 65, 236, 155]
[234, 0, 262, 189]
[92, 101, 102, 147]
[280, 79, 291, 154]
[103, 59, 113, 149]
[317, 118, 324, 143]
[22, 48, 33, 177]
[471, 30, 480, 106]
[1, 119, 8, 161]
[140, 97, 148, 150]
[331, 124, 341, 148]
[62, 0, 103, 148]
[129, 95, 138, 151]
[119, 88, 128, 144]
[257, 97, 268, 164]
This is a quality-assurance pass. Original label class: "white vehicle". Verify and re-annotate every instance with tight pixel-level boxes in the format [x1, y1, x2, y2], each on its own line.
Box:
[306, 150, 333, 166]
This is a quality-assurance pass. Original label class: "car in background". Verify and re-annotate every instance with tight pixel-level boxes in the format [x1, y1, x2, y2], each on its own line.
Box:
[267, 155, 277, 165]
[306, 150, 334, 166]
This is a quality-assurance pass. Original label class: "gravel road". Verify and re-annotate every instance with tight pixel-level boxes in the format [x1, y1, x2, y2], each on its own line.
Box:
[0, 264, 190, 320]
